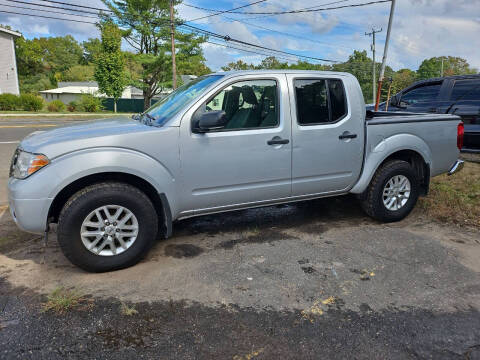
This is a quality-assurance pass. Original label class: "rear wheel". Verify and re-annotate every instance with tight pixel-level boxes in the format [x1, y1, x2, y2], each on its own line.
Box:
[360, 160, 419, 222]
[57, 182, 158, 272]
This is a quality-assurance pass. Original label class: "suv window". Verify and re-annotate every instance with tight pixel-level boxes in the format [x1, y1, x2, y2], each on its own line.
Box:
[295, 78, 347, 125]
[201, 79, 278, 130]
[451, 79, 480, 101]
[401, 83, 441, 104]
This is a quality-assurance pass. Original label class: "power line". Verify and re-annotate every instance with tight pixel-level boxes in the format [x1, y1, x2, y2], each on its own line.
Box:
[186, 0, 268, 22]
[182, 0, 351, 18]
[180, 23, 339, 63]
[213, 0, 392, 15]
[0, 9, 96, 23]
[4, 0, 103, 15]
[179, 4, 355, 51]
[229, 0, 355, 21]
[32, 0, 112, 12]
[0, 2, 100, 18]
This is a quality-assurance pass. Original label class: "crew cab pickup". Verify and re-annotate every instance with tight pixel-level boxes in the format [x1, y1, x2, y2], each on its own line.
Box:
[8, 70, 464, 272]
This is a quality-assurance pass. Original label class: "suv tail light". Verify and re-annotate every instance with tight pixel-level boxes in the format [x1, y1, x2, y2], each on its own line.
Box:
[457, 122, 464, 150]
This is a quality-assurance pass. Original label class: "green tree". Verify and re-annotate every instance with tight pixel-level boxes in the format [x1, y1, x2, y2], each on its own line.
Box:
[417, 56, 477, 80]
[61, 64, 95, 81]
[256, 56, 289, 70]
[392, 68, 416, 93]
[102, 0, 208, 109]
[15, 34, 84, 92]
[37, 35, 83, 73]
[221, 60, 255, 71]
[82, 38, 103, 64]
[94, 21, 127, 112]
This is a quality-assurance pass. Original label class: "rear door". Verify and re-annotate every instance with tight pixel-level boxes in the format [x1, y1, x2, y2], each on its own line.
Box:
[179, 74, 292, 213]
[288, 75, 365, 196]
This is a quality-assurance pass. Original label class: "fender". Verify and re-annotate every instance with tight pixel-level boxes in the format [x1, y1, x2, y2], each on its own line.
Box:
[12, 147, 179, 219]
[350, 133, 432, 194]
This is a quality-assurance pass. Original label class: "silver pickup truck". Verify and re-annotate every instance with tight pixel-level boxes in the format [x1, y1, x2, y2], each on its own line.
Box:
[8, 70, 464, 272]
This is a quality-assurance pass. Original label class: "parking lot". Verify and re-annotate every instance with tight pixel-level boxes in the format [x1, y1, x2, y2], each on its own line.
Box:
[1, 117, 480, 359]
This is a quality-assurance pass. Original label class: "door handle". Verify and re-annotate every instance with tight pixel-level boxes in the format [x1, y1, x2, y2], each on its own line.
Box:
[267, 136, 290, 145]
[339, 132, 357, 140]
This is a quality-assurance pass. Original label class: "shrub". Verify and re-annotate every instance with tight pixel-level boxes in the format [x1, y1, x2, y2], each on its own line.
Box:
[0, 93, 20, 111]
[19, 93, 44, 111]
[47, 99, 65, 112]
[79, 93, 104, 112]
[67, 101, 78, 112]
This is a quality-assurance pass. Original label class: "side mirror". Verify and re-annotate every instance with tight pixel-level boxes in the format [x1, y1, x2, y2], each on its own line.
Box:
[389, 95, 399, 107]
[195, 110, 227, 133]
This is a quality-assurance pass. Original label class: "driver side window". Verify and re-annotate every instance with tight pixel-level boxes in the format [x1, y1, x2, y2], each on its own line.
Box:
[201, 79, 279, 130]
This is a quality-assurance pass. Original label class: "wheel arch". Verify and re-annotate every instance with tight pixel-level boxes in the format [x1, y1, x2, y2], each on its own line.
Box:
[351, 146, 430, 195]
[376, 149, 430, 195]
[48, 172, 172, 238]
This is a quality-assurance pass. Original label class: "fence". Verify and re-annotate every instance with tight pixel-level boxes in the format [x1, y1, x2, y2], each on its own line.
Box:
[103, 98, 159, 113]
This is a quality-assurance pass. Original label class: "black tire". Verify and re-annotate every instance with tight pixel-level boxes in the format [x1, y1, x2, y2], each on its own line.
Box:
[360, 160, 420, 223]
[57, 182, 158, 272]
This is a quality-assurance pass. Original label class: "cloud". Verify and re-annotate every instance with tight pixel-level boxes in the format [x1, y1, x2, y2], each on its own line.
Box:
[0, 0, 478, 73]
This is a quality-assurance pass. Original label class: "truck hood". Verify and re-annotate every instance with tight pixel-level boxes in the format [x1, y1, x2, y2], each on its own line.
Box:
[20, 116, 160, 158]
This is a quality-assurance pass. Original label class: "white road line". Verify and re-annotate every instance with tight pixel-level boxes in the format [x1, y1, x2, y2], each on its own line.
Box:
[0, 141, 20, 144]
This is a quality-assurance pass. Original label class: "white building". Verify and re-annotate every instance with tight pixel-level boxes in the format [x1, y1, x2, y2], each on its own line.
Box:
[39, 82, 144, 103]
[39, 81, 172, 103]
[0, 27, 21, 95]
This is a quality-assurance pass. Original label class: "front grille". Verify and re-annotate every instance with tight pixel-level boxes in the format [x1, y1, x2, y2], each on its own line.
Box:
[9, 148, 19, 178]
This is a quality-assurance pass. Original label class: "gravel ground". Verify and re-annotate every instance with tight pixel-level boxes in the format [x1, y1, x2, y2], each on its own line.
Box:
[1, 197, 479, 359]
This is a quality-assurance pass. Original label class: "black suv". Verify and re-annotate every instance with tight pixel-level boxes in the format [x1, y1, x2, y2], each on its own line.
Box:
[369, 74, 480, 153]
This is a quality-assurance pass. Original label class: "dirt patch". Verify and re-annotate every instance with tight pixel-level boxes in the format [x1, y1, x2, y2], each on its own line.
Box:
[216, 228, 298, 250]
[0, 206, 40, 253]
[164, 244, 204, 258]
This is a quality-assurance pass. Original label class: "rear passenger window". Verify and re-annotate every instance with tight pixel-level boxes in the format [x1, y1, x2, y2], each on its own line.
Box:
[329, 79, 347, 122]
[295, 79, 347, 125]
[451, 80, 480, 101]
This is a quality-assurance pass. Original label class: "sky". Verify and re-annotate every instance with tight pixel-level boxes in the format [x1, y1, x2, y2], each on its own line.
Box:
[0, 0, 479, 72]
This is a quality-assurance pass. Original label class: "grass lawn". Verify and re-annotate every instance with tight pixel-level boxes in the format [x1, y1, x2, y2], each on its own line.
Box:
[419, 160, 480, 228]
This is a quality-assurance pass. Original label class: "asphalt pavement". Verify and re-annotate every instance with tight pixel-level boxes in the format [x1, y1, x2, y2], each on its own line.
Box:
[0, 117, 102, 205]
[0, 117, 479, 359]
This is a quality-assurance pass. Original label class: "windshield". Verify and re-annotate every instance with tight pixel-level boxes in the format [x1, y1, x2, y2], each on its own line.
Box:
[145, 75, 223, 126]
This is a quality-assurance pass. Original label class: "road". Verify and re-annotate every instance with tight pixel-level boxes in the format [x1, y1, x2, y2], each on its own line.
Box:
[0, 117, 479, 359]
[0, 118, 88, 205]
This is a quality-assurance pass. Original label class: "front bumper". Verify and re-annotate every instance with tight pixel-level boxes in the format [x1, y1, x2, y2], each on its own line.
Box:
[8, 178, 52, 234]
[448, 159, 464, 176]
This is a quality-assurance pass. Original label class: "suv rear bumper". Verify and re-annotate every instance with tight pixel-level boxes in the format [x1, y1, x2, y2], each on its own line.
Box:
[448, 159, 464, 176]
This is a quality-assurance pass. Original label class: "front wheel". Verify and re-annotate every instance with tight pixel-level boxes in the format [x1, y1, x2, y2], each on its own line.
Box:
[360, 160, 420, 222]
[57, 182, 158, 272]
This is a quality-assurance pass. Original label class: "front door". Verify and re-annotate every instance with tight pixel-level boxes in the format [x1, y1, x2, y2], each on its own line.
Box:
[288, 75, 365, 196]
[179, 75, 292, 213]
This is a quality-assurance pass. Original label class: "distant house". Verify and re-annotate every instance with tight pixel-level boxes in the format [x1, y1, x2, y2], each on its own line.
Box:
[39, 81, 172, 103]
[0, 27, 21, 95]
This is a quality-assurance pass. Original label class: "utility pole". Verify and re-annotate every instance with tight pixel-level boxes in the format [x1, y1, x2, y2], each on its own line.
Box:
[365, 27, 382, 103]
[440, 57, 444, 77]
[375, 0, 396, 111]
[169, 0, 177, 89]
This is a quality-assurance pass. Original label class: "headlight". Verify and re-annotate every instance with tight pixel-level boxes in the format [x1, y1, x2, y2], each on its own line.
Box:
[10, 149, 49, 179]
